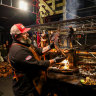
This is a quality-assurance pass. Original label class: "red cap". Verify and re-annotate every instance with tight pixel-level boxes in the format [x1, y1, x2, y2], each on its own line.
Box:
[10, 23, 31, 35]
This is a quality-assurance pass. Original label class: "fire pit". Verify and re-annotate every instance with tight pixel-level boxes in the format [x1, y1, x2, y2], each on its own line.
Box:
[48, 58, 78, 75]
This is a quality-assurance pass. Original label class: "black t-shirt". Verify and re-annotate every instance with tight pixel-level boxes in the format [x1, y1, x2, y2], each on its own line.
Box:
[9, 42, 50, 77]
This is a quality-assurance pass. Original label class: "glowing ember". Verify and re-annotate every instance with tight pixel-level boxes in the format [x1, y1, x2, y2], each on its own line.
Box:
[61, 59, 69, 64]
[61, 59, 69, 69]
[64, 65, 69, 69]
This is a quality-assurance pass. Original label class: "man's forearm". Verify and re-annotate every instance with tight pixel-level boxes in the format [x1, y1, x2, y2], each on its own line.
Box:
[42, 45, 51, 54]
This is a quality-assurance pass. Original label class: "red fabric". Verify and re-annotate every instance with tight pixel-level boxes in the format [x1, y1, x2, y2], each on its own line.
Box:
[15, 23, 31, 33]
[37, 32, 41, 47]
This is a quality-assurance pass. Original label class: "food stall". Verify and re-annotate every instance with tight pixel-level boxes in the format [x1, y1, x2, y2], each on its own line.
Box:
[30, 16, 96, 96]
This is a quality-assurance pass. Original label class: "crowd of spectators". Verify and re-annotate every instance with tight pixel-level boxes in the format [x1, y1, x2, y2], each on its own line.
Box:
[0, 40, 10, 62]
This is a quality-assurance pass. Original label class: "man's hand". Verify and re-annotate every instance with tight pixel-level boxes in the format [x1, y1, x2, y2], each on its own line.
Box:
[54, 56, 66, 63]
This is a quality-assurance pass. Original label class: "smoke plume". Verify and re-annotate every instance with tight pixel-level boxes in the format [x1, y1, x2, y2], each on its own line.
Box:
[66, 0, 79, 19]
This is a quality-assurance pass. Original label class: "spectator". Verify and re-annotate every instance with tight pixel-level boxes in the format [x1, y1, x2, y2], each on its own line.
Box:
[0, 45, 4, 62]
[6, 40, 10, 53]
[1, 44, 7, 57]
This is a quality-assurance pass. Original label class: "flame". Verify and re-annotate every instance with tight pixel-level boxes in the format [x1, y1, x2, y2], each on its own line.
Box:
[61, 59, 69, 69]
[64, 65, 69, 69]
[61, 59, 69, 64]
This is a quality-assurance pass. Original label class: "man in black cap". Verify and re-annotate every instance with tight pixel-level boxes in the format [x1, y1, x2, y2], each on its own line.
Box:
[9, 23, 65, 96]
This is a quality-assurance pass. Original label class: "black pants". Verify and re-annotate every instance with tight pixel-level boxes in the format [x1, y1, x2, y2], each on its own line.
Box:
[12, 76, 39, 96]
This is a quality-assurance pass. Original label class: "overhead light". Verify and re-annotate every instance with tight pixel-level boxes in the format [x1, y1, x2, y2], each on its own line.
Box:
[19, 1, 28, 11]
